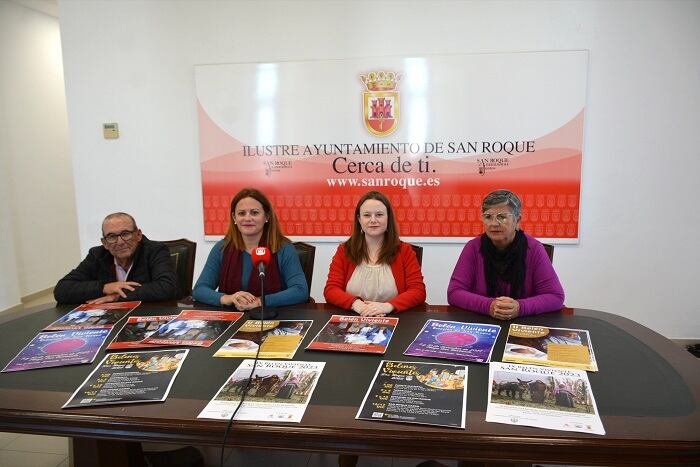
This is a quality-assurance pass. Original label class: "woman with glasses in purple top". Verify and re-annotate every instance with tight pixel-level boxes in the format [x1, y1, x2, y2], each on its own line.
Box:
[447, 189, 564, 320]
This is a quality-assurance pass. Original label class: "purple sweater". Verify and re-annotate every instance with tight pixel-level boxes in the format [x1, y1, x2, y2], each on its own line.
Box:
[447, 233, 565, 316]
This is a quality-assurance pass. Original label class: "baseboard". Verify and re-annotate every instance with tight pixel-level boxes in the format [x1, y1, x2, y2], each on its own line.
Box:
[21, 286, 54, 303]
[0, 303, 23, 315]
[671, 338, 700, 348]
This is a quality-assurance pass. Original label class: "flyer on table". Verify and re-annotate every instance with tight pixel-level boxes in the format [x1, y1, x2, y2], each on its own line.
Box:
[198, 359, 325, 423]
[356, 360, 467, 429]
[214, 320, 312, 359]
[107, 315, 179, 350]
[404, 320, 500, 363]
[44, 301, 141, 331]
[502, 324, 598, 371]
[487, 362, 604, 435]
[2, 328, 111, 372]
[142, 310, 243, 347]
[306, 315, 398, 354]
[63, 349, 189, 408]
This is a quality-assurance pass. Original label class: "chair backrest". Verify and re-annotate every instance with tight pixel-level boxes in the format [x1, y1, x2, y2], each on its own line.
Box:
[162, 238, 197, 300]
[408, 243, 423, 267]
[542, 243, 554, 263]
[293, 241, 316, 290]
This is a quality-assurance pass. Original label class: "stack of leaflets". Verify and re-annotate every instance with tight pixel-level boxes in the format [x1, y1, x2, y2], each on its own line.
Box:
[44, 301, 140, 331]
[198, 359, 325, 423]
[306, 315, 397, 354]
[214, 320, 312, 359]
[64, 349, 189, 408]
[404, 319, 500, 363]
[357, 360, 467, 428]
[107, 315, 178, 350]
[502, 324, 598, 372]
[141, 310, 243, 347]
[2, 301, 140, 373]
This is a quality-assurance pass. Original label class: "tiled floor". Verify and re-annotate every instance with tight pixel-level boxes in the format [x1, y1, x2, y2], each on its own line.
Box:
[0, 433, 68, 467]
[1, 294, 68, 467]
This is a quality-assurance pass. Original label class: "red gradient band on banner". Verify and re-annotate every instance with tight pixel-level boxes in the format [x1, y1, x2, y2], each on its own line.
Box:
[199, 104, 581, 240]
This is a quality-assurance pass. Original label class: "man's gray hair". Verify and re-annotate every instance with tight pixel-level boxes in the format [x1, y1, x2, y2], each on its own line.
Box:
[102, 212, 138, 234]
[482, 190, 522, 219]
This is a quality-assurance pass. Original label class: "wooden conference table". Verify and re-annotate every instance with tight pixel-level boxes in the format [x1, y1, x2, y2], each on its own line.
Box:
[0, 302, 698, 466]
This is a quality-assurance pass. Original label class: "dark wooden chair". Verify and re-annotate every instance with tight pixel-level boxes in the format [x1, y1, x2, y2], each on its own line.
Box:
[408, 243, 423, 267]
[293, 241, 316, 290]
[543, 243, 554, 263]
[162, 238, 197, 300]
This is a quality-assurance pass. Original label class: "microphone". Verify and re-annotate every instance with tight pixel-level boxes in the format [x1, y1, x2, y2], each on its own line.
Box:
[252, 247, 271, 277]
[249, 246, 277, 320]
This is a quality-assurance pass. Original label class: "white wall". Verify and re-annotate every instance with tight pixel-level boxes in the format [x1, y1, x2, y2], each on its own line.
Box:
[0, 154, 21, 311]
[58, 0, 700, 339]
[0, 0, 80, 309]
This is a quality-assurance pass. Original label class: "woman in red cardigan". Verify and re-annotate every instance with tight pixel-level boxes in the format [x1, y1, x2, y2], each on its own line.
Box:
[324, 191, 426, 316]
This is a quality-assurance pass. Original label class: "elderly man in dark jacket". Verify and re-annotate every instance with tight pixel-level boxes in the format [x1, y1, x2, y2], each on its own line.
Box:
[54, 212, 177, 304]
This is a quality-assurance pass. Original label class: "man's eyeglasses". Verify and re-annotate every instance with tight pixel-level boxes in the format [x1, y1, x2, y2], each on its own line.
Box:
[481, 213, 513, 224]
[103, 230, 136, 244]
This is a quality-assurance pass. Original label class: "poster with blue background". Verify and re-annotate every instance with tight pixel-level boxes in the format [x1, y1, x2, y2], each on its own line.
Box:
[404, 320, 501, 363]
[2, 328, 111, 372]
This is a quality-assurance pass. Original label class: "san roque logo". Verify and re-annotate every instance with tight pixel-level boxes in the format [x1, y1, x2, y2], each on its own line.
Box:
[360, 70, 401, 137]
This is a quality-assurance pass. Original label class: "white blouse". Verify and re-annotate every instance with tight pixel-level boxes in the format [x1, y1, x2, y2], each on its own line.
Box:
[346, 262, 398, 302]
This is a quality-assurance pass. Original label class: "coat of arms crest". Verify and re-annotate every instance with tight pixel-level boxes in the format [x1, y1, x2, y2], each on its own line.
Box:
[360, 71, 401, 136]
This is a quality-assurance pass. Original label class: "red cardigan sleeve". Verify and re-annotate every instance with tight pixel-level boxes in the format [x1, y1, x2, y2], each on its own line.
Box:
[387, 242, 427, 312]
[323, 244, 359, 309]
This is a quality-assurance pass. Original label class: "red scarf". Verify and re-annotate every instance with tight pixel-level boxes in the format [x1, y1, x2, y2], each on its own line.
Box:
[218, 246, 282, 296]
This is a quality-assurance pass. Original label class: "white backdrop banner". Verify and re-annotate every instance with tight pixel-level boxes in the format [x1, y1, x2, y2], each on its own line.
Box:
[195, 51, 587, 242]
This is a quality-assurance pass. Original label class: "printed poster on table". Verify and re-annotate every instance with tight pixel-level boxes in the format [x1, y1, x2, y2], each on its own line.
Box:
[2, 329, 111, 372]
[107, 315, 178, 350]
[44, 301, 140, 331]
[487, 362, 604, 435]
[306, 315, 397, 354]
[213, 320, 312, 359]
[198, 359, 325, 423]
[503, 324, 598, 371]
[404, 319, 500, 363]
[142, 310, 243, 347]
[195, 51, 587, 243]
[63, 349, 188, 408]
[356, 360, 467, 428]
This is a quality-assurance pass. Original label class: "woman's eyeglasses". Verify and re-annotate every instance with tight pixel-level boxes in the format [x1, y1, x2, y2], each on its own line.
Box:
[481, 213, 513, 225]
